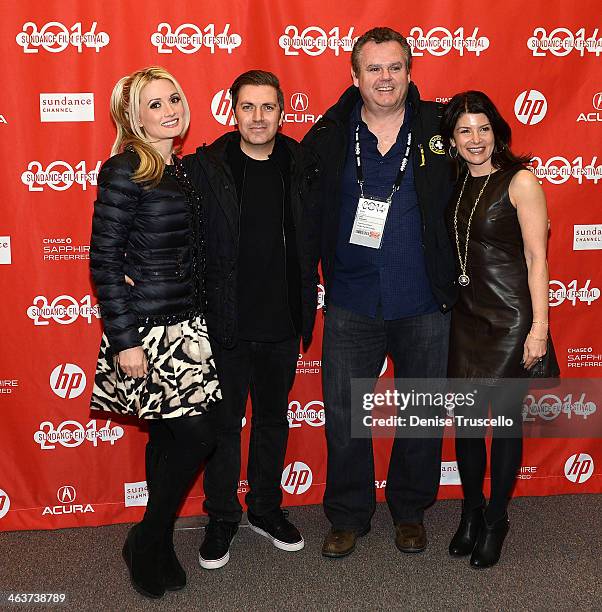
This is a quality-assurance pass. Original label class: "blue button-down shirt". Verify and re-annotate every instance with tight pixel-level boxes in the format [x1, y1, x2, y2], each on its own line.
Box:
[329, 101, 438, 320]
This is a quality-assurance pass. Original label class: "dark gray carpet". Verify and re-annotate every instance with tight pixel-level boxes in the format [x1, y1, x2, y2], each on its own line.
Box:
[1, 496, 600, 611]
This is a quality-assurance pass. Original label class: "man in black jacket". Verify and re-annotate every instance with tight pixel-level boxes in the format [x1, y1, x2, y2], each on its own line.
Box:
[302, 27, 458, 558]
[184, 70, 319, 569]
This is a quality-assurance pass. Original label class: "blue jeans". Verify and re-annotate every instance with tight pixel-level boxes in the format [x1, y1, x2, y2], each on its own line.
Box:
[322, 304, 450, 530]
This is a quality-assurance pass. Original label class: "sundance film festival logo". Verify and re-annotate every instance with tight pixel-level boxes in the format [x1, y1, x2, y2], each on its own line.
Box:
[0, 489, 10, 519]
[16, 22, 109, 53]
[281, 461, 313, 495]
[43, 485, 94, 516]
[514, 90, 547, 125]
[34, 419, 124, 450]
[21, 160, 101, 191]
[549, 279, 600, 307]
[279, 25, 356, 57]
[151, 23, 242, 54]
[40, 93, 94, 123]
[523, 391, 597, 421]
[284, 93, 322, 125]
[0, 236, 11, 264]
[576, 92, 602, 123]
[564, 453, 594, 484]
[527, 27, 602, 57]
[287, 399, 325, 428]
[408, 26, 489, 57]
[27, 294, 100, 326]
[211, 90, 236, 126]
[530, 156, 602, 185]
[50, 364, 86, 399]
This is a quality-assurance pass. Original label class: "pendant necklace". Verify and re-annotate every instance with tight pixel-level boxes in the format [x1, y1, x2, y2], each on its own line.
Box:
[453, 167, 493, 287]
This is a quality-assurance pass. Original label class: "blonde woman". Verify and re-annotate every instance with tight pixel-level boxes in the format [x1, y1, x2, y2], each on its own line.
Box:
[90, 67, 221, 598]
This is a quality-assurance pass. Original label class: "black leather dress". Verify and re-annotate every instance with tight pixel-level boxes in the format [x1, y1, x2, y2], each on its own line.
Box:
[447, 165, 532, 381]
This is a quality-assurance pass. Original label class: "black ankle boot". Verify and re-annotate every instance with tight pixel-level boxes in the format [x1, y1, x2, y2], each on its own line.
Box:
[122, 524, 165, 598]
[470, 515, 510, 568]
[449, 506, 484, 557]
[162, 525, 186, 591]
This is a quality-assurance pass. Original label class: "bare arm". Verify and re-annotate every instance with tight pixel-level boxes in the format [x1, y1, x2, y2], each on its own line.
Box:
[510, 169, 549, 370]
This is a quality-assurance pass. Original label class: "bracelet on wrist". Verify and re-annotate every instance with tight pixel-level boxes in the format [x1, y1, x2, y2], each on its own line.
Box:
[528, 331, 548, 341]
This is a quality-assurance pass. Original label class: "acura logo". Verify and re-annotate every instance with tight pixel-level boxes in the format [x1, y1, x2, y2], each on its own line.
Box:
[291, 92, 309, 112]
[57, 485, 76, 504]
[593, 92, 602, 111]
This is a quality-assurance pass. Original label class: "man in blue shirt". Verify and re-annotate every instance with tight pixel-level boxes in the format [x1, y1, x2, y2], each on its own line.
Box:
[303, 27, 457, 557]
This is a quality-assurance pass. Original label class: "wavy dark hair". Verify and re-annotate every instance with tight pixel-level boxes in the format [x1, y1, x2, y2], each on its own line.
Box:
[441, 90, 530, 170]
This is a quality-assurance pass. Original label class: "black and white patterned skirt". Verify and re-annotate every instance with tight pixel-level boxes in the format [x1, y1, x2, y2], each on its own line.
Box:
[90, 316, 221, 419]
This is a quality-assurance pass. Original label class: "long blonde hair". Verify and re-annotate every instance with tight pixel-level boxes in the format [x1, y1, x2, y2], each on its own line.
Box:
[109, 66, 190, 187]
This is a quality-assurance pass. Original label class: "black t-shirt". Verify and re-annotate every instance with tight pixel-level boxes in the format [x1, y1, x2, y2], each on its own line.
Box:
[236, 151, 295, 342]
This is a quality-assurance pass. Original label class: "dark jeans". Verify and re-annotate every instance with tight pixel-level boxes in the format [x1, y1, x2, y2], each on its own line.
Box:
[203, 336, 300, 523]
[322, 304, 450, 531]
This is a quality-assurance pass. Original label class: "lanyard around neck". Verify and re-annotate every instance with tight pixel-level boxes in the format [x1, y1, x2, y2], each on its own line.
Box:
[354, 123, 412, 201]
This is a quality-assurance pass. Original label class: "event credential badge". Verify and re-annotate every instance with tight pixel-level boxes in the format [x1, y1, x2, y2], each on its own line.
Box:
[349, 196, 391, 249]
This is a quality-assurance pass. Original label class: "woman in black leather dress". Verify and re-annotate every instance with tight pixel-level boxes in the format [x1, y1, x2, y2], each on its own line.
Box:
[90, 67, 221, 598]
[441, 91, 551, 568]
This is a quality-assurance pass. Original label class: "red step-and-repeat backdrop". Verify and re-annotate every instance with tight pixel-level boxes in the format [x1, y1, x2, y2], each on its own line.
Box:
[1, 1, 600, 531]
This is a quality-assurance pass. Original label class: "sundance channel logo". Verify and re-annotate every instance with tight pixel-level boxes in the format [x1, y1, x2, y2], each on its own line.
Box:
[40, 93, 94, 123]
[573, 224, 602, 251]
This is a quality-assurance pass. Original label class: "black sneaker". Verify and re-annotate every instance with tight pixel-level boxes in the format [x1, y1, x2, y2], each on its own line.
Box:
[198, 519, 238, 570]
[247, 509, 304, 551]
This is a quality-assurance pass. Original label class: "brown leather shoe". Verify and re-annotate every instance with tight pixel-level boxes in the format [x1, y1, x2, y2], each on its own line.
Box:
[395, 523, 427, 553]
[321, 527, 368, 558]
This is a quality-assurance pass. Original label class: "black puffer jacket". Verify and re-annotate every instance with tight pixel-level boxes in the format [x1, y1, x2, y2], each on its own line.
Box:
[90, 151, 201, 353]
[183, 132, 320, 349]
[302, 83, 458, 312]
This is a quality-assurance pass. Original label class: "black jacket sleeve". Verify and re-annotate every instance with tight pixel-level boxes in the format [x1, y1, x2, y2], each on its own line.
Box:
[90, 154, 142, 353]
